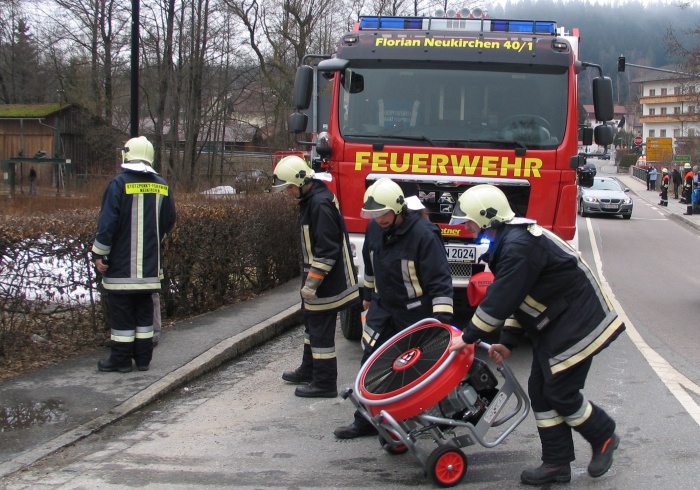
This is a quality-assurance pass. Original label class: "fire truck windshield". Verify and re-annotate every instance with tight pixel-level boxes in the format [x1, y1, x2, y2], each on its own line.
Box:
[339, 65, 568, 149]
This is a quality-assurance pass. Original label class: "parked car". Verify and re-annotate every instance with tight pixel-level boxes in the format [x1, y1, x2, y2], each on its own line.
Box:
[578, 176, 633, 219]
[234, 169, 271, 193]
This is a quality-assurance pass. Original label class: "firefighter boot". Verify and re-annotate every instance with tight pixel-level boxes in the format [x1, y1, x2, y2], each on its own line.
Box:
[282, 343, 313, 384]
[684, 206, 693, 215]
[588, 433, 620, 477]
[98, 340, 133, 373]
[520, 463, 571, 485]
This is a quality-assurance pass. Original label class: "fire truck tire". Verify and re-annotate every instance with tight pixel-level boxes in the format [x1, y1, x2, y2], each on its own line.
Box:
[340, 303, 363, 340]
[427, 445, 468, 488]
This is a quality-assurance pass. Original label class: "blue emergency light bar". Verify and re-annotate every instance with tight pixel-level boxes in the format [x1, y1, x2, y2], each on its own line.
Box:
[358, 16, 557, 35]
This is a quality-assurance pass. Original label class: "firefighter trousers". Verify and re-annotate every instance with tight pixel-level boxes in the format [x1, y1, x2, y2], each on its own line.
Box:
[299, 311, 337, 390]
[528, 355, 616, 465]
[107, 292, 154, 368]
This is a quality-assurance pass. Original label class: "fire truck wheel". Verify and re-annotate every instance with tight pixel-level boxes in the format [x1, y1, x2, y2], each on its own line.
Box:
[378, 433, 409, 455]
[427, 445, 468, 488]
[339, 303, 363, 340]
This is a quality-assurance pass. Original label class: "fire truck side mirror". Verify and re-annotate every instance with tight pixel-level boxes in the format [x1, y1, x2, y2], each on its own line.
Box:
[288, 112, 308, 134]
[293, 65, 314, 110]
[594, 124, 613, 146]
[592, 77, 614, 122]
[580, 127, 593, 147]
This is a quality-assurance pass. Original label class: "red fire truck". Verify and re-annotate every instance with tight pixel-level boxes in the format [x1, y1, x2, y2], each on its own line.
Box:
[288, 13, 613, 338]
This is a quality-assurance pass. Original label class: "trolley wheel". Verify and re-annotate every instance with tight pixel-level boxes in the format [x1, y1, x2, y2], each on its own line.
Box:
[426, 445, 468, 488]
[378, 433, 409, 455]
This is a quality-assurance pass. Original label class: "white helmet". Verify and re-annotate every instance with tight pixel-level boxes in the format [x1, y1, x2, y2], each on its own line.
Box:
[271, 156, 314, 191]
[450, 184, 515, 229]
[361, 178, 405, 218]
[122, 136, 154, 164]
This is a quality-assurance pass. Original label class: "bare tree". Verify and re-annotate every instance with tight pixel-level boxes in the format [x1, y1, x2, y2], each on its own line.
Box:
[665, 10, 700, 164]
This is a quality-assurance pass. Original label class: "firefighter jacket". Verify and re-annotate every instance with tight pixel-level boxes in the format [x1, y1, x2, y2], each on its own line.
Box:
[661, 174, 669, 190]
[362, 212, 454, 325]
[298, 180, 360, 314]
[684, 170, 694, 190]
[92, 168, 176, 293]
[460, 221, 625, 379]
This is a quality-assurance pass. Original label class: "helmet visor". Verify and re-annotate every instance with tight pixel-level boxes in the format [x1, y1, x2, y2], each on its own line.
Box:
[361, 208, 393, 219]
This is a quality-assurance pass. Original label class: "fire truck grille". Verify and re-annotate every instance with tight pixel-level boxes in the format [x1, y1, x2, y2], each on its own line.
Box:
[450, 263, 474, 279]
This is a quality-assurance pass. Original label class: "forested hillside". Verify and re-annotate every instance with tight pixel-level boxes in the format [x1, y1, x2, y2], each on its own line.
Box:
[492, 0, 699, 104]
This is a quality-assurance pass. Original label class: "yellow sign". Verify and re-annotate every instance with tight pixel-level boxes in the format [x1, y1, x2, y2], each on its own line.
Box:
[646, 137, 673, 162]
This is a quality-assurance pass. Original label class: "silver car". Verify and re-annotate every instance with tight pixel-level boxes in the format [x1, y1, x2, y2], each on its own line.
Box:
[578, 176, 633, 219]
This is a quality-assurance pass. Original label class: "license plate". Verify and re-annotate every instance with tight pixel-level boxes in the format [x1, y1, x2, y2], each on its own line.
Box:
[602, 204, 618, 209]
[445, 245, 476, 263]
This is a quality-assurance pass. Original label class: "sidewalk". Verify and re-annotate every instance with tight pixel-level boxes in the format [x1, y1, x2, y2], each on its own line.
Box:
[611, 166, 700, 232]
[0, 279, 302, 478]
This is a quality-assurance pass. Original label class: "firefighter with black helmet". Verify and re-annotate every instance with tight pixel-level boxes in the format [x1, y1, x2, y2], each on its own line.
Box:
[94, 136, 177, 373]
[273, 156, 360, 398]
[334, 178, 454, 439]
[449, 184, 625, 485]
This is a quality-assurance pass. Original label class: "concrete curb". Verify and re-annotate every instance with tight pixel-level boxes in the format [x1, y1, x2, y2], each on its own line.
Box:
[0, 305, 302, 478]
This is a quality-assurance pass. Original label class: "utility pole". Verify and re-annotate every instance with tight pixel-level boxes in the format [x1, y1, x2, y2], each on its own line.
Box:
[130, 0, 139, 137]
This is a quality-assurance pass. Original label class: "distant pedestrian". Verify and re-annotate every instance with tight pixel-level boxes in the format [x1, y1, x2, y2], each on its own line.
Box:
[693, 184, 700, 214]
[272, 156, 360, 399]
[672, 167, 682, 199]
[93, 136, 177, 373]
[659, 168, 669, 207]
[694, 166, 700, 185]
[646, 167, 651, 190]
[682, 163, 694, 214]
[29, 166, 37, 195]
[648, 166, 657, 191]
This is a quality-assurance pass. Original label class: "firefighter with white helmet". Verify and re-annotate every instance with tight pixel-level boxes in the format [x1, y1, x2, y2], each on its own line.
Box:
[271, 155, 315, 193]
[449, 184, 625, 485]
[334, 177, 454, 439]
[94, 136, 176, 373]
[274, 155, 360, 398]
[121, 136, 157, 173]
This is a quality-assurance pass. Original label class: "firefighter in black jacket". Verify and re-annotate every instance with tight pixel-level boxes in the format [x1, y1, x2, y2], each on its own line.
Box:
[93, 136, 177, 373]
[334, 178, 454, 439]
[681, 162, 694, 214]
[273, 156, 360, 398]
[449, 184, 625, 486]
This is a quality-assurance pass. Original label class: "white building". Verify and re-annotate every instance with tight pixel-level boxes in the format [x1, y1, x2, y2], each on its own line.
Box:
[633, 69, 700, 157]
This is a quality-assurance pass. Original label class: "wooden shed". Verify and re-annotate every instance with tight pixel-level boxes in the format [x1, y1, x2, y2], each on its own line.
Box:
[0, 103, 117, 194]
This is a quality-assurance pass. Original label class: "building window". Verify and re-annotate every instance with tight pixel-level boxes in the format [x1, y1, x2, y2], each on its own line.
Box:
[649, 108, 656, 115]
[674, 128, 681, 137]
[649, 130, 656, 137]
[674, 107, 681, 114]
[661, 88, 668, 95]
[675, 86, 682, 95]
[660, 129, 666, 137]
[690, 129, 696, 137]
[689, 106, 696, 114]
[661, 107, 667, 115]
[649, 89, 656, 96]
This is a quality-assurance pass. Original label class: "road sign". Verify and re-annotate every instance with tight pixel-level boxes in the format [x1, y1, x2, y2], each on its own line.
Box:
[673, 155, 691, 162]
[646, 137, 673, 162]
[634, 135, 643, 146]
